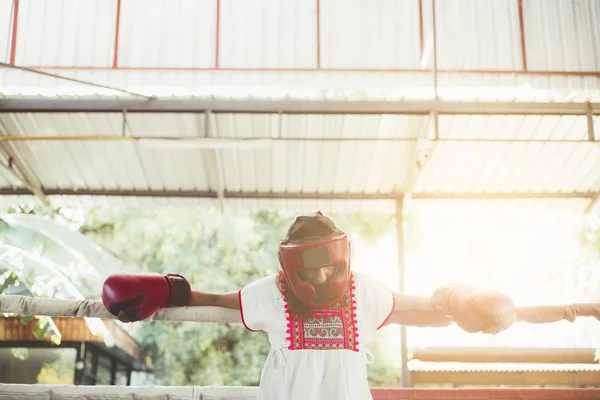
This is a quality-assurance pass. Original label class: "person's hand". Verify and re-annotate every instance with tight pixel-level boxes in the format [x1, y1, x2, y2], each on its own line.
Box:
[432, 284, 516, 334]
[117, 310, 133, 323]
[102, 272, 191, 322]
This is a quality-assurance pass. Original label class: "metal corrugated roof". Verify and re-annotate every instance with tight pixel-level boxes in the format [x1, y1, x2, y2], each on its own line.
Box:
[0, 112, 216, 192]
[0, 1, 598, 211]
[0, 112, 421, 196]
[9, 0, 598, 72]
[414, 141, 600, 194]
[439, 115, 591, 140]
[524, 0, 600, 72]
[321, 0, 420, 69]
[220, 0, 316, 69]
[15, 0, 116, 67]
[0, 1, 12, 64]
[216, 114, 421, 194]
[423, 0, 522, 70]
[0, 111, 597, 212]
[0, 0, 598, 100]
[119, 0, 216, 68]
[3, 70, 598, 102]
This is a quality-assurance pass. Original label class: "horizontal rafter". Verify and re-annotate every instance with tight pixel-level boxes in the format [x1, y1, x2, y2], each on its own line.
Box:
[0, 188, 596, 201]
[3, 66, 600, 77]
[1, 99, 599, 116]
[0, 135, 595, 144]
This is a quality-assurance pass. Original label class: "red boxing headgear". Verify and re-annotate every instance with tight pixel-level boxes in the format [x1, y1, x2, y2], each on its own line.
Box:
[278, 213, 351, 310]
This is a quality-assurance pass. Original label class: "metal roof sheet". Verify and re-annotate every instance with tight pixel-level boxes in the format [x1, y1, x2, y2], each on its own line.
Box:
[321, 0, 420, 69]
[524, 0, 600, 72]
[0, 112, 598, 213]
[14, 0, 116, 67]
[219, 0, 316, 69]
[0, 0, 599, 211]
[118, 0, 216, 68]
[0, 0, 598, 101]
[413, 141, 600, 194]
[422, 0, 522, 70]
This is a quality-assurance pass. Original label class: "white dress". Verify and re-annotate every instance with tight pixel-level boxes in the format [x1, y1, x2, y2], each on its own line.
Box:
[238, 270, 395, 400]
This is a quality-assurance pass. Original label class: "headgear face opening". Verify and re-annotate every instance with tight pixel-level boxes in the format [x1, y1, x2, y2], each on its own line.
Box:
[278, 213, 351, 310]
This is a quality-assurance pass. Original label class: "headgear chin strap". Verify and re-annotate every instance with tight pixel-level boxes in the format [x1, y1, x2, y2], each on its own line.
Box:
[278, 216, 351, 310]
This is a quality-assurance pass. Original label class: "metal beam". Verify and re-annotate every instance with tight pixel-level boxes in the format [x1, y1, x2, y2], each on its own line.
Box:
[431, 0, 438, 102]
[585, 195, 600, 214]
[586, 102, 596, 142]
[205, 111, 226, 211]
[1, 98, 599, 115]
[395, 197, 411, 388]
[0, 157, 36, 192]
[0, 143, 51, 208]
[0, 134, 596, 144]
[5, 65, 600, 77]
[0, 63, 153, 100]
[404, 111, 440, 207]
[0, 121, 51, 208]
[0, 188, 594, 201]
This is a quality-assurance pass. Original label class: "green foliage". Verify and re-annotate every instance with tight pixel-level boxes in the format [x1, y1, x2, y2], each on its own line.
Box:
[0, 213, 121, 299]
[1, 269, 62, 345]
[0, 208, 123, 348]
[329, 213, 395, 244]
[365, 329, 402, 387]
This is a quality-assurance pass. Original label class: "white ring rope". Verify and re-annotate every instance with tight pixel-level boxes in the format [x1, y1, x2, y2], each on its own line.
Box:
[1, 295, 599, 325]
[1, 384, 600, 400]
[0, 383, 258, 400]
[0, 295, 241, 324]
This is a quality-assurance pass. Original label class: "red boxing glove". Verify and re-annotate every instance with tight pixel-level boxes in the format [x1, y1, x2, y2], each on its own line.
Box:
[431, 284, 516, 334]
[102, 272, 191, 321]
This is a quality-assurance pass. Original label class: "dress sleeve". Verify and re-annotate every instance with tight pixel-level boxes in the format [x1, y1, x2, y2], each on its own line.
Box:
[238, 275, 277, 332]
[355, 271, 396, 332]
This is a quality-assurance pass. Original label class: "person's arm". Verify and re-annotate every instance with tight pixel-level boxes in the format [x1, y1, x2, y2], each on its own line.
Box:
[117, 289, 240, 323]
[385, 285, 516, 334]
[385, 293, 453, 327]
[188, 290, 240, 310]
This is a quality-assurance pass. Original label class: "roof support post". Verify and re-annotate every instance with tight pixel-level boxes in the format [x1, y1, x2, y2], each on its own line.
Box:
[205, 111, 226, 211]
[395, 197, 411, 388]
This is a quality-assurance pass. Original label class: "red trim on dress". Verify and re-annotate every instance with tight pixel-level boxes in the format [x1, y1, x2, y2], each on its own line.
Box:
[377, 291, 396, 330]
[278, 273, 294, 349]
[238, 289, 258, 332]
[350, 273, 359, 350]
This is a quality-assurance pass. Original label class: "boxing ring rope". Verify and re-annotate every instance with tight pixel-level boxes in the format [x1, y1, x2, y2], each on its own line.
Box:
[1, 295, 599, 400]
[1, 295, 599, 324]
[0, 295, 241, 323]
[0, 385, 599, 400]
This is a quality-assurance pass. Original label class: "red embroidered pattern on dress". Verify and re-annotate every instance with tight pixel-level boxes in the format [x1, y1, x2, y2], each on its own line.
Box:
[278, 271, 358, 352]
